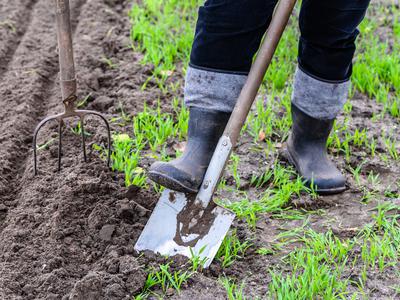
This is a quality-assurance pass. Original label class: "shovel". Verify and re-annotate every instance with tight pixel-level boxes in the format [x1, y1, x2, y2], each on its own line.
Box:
[135, 0, 297, 267]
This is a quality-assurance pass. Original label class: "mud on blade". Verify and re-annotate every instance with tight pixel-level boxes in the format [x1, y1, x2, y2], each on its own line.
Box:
[134, 189, 235, 268]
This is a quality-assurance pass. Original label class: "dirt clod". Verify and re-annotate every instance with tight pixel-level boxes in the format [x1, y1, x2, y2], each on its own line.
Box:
[99, 224, 116, 241]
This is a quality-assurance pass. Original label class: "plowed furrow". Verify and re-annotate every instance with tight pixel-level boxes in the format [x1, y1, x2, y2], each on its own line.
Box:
[0, 0, 38, 78]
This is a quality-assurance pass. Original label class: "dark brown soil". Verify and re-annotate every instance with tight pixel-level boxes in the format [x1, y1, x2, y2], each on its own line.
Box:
[0, 0, 160, 299]
[0, 0, 399, 299]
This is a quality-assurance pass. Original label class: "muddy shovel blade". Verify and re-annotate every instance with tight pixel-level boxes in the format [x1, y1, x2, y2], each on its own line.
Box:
[134, 189, 235, 268]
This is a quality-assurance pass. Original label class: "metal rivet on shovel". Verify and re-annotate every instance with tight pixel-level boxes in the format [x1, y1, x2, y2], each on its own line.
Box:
[134, 0, 297, 267]
[203, 180, 210, 189]
[33, 0, 111, 175]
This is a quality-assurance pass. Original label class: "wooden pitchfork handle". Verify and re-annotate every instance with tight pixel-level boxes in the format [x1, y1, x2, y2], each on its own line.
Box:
[55, 0, 77, 101]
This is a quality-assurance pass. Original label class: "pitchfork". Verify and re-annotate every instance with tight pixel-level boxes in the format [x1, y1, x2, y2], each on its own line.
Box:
[33, 0, 111, 175]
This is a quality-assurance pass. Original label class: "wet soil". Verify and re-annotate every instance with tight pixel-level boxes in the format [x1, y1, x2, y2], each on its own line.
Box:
[0, 0, 399, 299]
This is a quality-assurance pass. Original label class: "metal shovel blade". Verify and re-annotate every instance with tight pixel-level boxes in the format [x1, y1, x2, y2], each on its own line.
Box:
[134, 189, 235, 268]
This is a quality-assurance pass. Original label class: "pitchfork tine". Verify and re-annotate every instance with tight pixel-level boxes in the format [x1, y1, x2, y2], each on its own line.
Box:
[58, 120, 63, 171]
[80, 116, 87, 162]
[84, 111, 112, 167]
[33, 114, 62, 175]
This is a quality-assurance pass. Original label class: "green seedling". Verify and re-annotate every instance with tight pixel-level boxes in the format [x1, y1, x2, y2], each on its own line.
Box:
[225, 162, 308, 228]
[155, 263, 192, 293]
[111, 102, 132, 126]
[70, 121, 91, 137]
[367, 170, 381, 188]
[353, 7, 400, 118]
[189, 246, 208, 272]
[216, 230, 251, 268]
[256, 247, 274, 255]
[101, 56, 118, 69]
[135, 263, 193, 298]
[110, 133, 145, 187]
[77, 94, 92, 108]
[36, 138, 56, 151]
[220, 277, 247, 300]
[0, 20, 16, 32]
[230, 154, 241, 189]
[250, 168, 273, 188]
[271, 208, 321, 221]
[369, 137, 377, 157]
[268, 228, 357, 299]
[348, 161, 365, 187]
[383, 135, 399, 161]
[100, 100, 189, 188]
[268, 254, 351, 300]
[361, 188, 378, 203]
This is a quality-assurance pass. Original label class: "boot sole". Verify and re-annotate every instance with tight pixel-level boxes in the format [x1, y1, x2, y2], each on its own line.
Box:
[284, 146, 346, 195]
[148, 170, 199, 194]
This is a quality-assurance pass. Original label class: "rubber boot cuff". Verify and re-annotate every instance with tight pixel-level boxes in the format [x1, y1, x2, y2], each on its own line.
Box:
[292, 66, 350, 120]
[184, 65, 247, 113]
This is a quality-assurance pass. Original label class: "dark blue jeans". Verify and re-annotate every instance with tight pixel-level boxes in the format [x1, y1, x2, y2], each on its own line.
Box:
[190, 0, 371, 82]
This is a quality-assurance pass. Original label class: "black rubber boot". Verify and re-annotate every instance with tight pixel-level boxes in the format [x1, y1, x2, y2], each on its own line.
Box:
[148, 107, 230, 193]
[286, 104, 346, 194]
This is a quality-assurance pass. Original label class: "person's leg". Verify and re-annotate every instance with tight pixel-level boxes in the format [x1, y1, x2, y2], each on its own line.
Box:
[287, 0, 371, 193]
[149, 0, 278, 193]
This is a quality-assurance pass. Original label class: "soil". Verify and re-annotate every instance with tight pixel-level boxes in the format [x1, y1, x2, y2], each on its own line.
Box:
[0, 0, 399, 300]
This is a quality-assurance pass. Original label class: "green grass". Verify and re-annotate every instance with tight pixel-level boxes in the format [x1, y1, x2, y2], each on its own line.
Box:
[267, 204, 400, 299]
[352, 4, 400, 118]
[221, 162, 310, 228]
[129, 0, 201, 83]
[219, 277, 248, 300]
[216, 230, 252, 268]
[94, 100, 188, 188]
[134, 263, 193, 299]
[189, 246, 208, 272]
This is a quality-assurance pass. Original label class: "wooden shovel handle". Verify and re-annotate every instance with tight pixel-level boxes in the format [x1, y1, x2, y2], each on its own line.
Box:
[223, 0, 297, 146]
